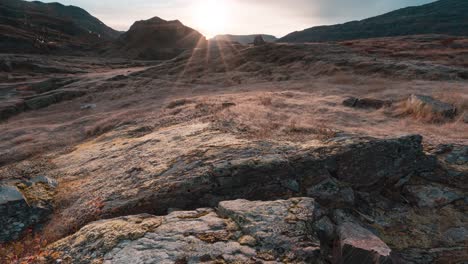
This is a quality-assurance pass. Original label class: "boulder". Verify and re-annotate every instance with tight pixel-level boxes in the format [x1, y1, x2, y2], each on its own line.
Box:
[343, 96, 392, 109]
[408, 94, 457, 118]
[50, 198, 325, 263]
[0, 176, 57, 243]
[335, 222, 394, 264]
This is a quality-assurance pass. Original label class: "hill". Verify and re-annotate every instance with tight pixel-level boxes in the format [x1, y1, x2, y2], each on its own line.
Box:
[212, 34, 277, 44]
[111, 17, 206, 60]
[0, 0, 119, 54]
[279, 0, 468, 42]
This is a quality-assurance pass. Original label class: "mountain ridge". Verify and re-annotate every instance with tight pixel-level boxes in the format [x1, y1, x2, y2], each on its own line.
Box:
[0, 0, 120, 54]
[279, 0, 468, 42]
[212, 34, 277, 45]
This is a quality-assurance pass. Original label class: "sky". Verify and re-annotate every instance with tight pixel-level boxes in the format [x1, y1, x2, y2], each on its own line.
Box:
[32, 0, 436, 38]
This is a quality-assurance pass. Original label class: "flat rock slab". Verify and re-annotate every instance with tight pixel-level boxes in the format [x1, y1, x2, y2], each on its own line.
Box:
[50, 198, 326, 264]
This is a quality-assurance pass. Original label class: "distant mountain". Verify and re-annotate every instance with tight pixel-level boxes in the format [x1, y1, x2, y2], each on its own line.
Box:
[0, 0, 119, 54]
[212, 34, 277, 45]
[111, 17, 206, 60]
[279, 0, 468, 43]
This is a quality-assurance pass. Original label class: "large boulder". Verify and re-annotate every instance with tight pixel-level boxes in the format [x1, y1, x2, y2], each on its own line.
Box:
[50, 198, 325, 263]
[0, 176, 57, 243]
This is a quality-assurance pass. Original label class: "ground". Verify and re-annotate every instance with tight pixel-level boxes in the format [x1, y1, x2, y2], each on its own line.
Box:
[0, 35, 466, 263]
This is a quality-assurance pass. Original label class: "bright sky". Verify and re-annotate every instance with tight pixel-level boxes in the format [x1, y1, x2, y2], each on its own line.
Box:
[32, 0, 436, 38]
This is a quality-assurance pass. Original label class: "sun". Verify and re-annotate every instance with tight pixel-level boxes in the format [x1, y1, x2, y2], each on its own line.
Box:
[192, 0, 229, 38]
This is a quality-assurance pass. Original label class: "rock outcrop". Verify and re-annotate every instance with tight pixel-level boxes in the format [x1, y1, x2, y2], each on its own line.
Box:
[48, 198, 330, 263]
[0, 176, 57, 243]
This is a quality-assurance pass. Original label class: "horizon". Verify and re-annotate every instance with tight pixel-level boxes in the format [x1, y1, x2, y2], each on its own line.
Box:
[28, 0, 437, 38]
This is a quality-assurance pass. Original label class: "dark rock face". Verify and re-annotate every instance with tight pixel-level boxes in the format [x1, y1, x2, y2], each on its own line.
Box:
[279, 0, 468, 42]
[0, 0, 119, 54]
[343, 96, 392, 109]
[0, 176, 57, 243]
[403, 184, 463, 208]
[408, 94, 457, 118]
[112, 17, 206, 60]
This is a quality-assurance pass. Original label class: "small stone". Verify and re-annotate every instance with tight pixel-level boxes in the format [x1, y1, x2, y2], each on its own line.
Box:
[239, 235, 257, 246]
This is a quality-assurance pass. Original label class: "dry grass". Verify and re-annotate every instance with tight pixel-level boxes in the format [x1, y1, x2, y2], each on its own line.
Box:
[0, 229, 58, 264]
[394, 100, 448, 123]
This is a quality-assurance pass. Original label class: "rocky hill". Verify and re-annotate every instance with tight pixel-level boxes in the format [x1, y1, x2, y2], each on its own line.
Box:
[213, 34, 277, 44]
[110, 17, 206, 60]
[0, 0, 120, 54]
[279, 0, 468, 42]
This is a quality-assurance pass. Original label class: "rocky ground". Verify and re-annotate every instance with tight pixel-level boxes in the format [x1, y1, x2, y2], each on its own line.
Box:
[0, 35, 467, 263]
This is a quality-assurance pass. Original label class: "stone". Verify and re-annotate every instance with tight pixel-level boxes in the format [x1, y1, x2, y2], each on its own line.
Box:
[335, 222, 394, 264]
[81, 104, 97, 110]
[408, 94, 457, 118]
[238, 235, 257, 246]
[0, 177, 57, 243]
[343, 96, 392, 109]
[404, 184, 463, 208]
